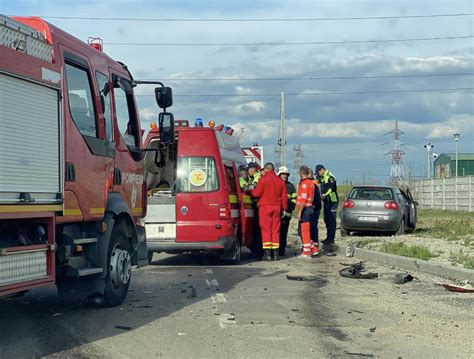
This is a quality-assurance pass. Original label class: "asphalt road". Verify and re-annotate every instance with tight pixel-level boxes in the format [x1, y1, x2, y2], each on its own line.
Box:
[0, 243, 472, 358]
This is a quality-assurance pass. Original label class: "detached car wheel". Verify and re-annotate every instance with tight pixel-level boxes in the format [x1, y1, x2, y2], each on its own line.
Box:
[88, 226, 132, 307]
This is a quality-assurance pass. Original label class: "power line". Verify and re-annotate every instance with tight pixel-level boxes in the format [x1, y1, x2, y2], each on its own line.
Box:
[142, 72, 474, 82]
[104, 35, 474, 46]
[135, 87, 474, 98]
[30, 13, 474, 22]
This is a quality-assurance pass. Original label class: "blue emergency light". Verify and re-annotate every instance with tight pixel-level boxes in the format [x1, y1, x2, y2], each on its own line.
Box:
[195, 118, 203, 127]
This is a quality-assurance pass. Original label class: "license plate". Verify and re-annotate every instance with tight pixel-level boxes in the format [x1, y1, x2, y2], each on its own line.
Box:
[358, 216, 379, 222]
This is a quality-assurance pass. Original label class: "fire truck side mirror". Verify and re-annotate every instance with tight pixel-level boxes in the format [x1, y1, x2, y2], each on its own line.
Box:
[159, 112, 175, 145]
[155, 87, 173, 109]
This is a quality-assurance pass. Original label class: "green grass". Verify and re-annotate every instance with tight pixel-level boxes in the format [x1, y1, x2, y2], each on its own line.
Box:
[449, 250, 474, 270]
[379, 242, 438, 261]
[416, 209, 474, 243]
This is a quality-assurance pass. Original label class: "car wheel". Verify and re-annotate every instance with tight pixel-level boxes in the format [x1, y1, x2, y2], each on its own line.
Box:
[88, 225, 132, 307]
[148, 251, 154, 264]
[340, 228, 350, 237]
[395, 218, 405, 236]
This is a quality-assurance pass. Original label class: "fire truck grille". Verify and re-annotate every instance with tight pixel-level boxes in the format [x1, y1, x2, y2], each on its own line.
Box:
[0, 251, 47, 286]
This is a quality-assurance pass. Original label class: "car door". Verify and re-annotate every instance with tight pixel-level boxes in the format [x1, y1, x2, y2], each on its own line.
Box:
[404, 189, 417, 228]
[230, 162, 253, 247]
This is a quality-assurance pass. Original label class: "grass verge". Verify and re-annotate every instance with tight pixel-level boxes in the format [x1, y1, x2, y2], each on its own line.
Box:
[379, 242, 438, 261]
[449, 250, 474, 270]
[416, 209, 474, 243]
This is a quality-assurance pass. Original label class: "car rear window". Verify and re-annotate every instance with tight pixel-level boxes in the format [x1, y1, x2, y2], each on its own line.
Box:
[176, 156, 219, 193]
[349, 187, 393, 200]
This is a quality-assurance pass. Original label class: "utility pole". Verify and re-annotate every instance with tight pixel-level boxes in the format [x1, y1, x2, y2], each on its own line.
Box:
[424, 142, 434, 179]
[276, 92, 286, 167]
[453, 133, 460, 177]
[384, 120, 407, 186]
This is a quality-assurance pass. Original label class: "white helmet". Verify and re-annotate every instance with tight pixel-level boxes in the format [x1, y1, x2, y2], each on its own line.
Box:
[277, 166, 290, 176]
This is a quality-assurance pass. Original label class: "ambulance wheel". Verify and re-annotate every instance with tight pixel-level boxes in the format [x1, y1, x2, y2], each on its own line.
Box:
[88, 227, 132, 307]
[222, 238, 242, 265]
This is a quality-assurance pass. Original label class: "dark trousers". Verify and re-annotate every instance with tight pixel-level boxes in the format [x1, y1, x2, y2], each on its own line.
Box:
[311, 209, 320, 244]
[279, 217, 291, 255]
[250, 203, 263, 257]
[323, 202, 338, 244]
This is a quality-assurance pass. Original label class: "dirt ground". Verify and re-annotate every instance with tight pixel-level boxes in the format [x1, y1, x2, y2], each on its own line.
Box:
[288, 217, 474, 269]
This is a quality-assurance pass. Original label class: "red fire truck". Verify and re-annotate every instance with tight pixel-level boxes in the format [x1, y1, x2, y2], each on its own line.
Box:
[0, 15, 173, 306]
[143, 121, 255, 264]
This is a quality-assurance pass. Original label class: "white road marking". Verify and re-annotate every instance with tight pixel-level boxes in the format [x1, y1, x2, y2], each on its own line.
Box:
[218, 313, 236, 329]
[211, 293, 227, 304]
[205, 279, 219, 287]
[204, 269, 213, 274]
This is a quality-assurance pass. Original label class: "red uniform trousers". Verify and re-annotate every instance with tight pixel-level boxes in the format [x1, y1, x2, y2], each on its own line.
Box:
[259, 205, 281, 250]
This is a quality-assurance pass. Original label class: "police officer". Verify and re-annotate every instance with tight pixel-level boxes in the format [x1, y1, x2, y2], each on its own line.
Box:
[315, 164, 338, 252]
[238, 164, 250, 190]
[277, 166, 297, 256]
[247, 162, 262, 188]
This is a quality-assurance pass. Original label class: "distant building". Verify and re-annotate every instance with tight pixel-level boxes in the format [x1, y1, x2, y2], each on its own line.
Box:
[434, 153, 474, 178]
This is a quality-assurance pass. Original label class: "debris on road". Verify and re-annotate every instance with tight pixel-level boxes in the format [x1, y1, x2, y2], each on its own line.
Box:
[52, 313, 61, 317]
[339, 262, 378, 279]
[394, 273, 417, 284]
[369, 327, 377, 333]
[345, 351, 374, 357]
[441, 280, 474, 293]
[115, 325, 132, 331]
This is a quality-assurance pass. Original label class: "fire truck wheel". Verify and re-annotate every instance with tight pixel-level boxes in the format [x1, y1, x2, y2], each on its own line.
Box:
[88, 226, 132, 307]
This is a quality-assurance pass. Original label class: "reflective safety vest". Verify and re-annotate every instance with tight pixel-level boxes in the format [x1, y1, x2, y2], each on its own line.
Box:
[239, 176, 249, 189]
[320, 170, 338, 203]
[296, 178, 315, 208]
[249, 171, 261, 187]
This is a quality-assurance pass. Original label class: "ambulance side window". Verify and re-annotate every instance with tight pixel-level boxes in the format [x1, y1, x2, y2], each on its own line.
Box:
[65, 63, 97, 137]
[96, 72, 113, 142]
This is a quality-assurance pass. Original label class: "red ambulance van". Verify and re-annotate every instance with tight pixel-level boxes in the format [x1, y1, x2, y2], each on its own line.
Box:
[143, 123, 254, 264]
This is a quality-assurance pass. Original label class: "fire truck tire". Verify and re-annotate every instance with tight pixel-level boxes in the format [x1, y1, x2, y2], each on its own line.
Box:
[88, 226, 132, 307]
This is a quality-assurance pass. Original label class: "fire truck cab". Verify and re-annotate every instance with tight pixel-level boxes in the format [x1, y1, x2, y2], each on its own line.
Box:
[144, 123, 255, 264]
[0, 15, 172, 305]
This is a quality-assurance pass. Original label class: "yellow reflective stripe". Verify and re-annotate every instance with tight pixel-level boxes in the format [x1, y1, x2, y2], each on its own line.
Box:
[243, 195, 252, 204]
[291, 193, 298, 198]
[90, 207, 105, 215]
[132, 207, 143, 215]
[228, 194, 239, 204]
[64, 209, 82, 216]
[0, 204, 62, 213]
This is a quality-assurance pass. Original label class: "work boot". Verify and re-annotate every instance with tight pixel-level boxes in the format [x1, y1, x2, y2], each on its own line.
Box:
[273, 250, 279, 261]
[311, 246, 319, 257]
[263, 249, 272, 261]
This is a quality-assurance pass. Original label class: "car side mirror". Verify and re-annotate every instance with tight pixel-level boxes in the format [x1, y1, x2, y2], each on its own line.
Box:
[155, 87, 173, 109]
[159, 112, 175, 145]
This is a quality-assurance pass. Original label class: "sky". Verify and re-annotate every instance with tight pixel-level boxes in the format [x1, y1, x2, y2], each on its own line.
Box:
[2, 0, 473, 183]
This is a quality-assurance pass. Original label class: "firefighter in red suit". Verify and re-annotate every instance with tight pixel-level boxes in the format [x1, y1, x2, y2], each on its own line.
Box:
[251, 162, 288, 261]
[296, 166, 319, 258]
